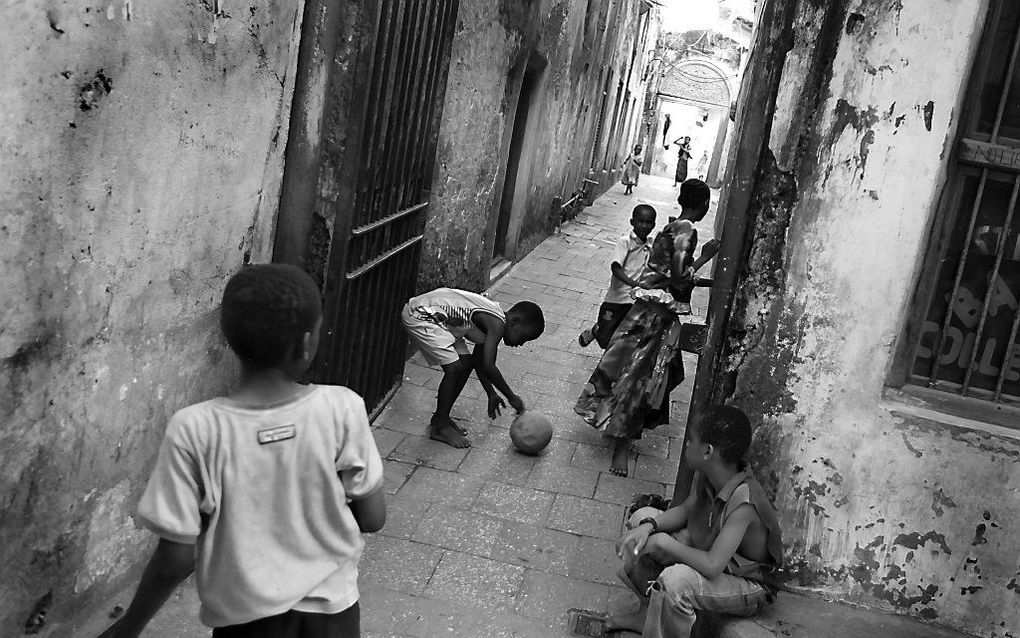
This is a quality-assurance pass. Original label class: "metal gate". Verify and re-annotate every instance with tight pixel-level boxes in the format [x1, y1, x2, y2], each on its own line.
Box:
[316, 0, 460, 416]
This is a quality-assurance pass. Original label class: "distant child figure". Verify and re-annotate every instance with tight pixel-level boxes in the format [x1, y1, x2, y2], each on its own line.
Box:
[99, 264, 386, 638]
[401, 288, 545, 448]
[673, 136, 693, 186]
[578, 204, 656, 349]
[608, 405, 783, 637]
[621, 144, 644, 195]
[696, 151, 709, 180]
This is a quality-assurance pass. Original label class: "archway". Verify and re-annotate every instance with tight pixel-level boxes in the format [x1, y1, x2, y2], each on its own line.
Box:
[648, 58, 734, 187]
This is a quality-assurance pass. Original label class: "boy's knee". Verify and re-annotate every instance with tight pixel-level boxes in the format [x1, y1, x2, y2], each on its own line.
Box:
[628, 506, 664, 529]
[658, 564, 700, 599]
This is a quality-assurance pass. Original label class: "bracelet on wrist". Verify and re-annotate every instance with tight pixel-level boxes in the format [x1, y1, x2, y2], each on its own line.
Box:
[638, 516, 658, 532]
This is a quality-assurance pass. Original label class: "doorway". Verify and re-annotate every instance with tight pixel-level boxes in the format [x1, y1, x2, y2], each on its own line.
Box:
[493, 56, 545, 264]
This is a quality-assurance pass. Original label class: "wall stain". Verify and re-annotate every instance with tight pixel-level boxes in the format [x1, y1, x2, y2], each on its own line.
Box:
[922, 100, 934, 131]
[930, 488, 957, 517]
[79, 70, 113, 111]
[893, 530, 952, 555]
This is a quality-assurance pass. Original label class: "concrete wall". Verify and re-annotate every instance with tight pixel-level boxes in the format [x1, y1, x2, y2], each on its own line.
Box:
[0, 0, 304, 633]
[708, 0, 1020, 635]
[418, 0, 658, 292]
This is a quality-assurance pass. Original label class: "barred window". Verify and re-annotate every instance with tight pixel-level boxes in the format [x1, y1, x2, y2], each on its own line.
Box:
[905, 0, 1020, 409]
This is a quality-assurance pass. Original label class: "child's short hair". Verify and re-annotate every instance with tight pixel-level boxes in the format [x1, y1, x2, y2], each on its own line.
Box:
[678, 179, 711, 210]
[632, 204, 657, 219]
[509, 300, 545, 333]
[220, 264, 322, 369]
[695, 405, 752, 466]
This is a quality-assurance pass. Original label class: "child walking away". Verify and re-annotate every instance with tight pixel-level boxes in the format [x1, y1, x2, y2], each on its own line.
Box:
[621, 144, 644, 195]
[401, 287, 545, 448]
[98, 264, 386, 638]
[609, 405, 783, 637]
[578, 204, 655, 349]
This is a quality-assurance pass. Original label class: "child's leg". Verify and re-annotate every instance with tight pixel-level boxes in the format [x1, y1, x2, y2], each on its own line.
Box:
[643, 566, 769, 638]
[609, 435, 631, 476]
[432, 354, 473, 447]
[609, 528, 692, 633]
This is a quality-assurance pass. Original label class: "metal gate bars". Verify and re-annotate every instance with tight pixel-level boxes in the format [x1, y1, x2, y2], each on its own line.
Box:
[317, 0, 460, 416]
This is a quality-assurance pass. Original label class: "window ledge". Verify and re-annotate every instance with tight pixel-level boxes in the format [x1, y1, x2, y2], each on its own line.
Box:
[881, 385, 1020, 441]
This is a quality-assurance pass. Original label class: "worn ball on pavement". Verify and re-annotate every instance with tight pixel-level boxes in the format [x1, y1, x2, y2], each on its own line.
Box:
[510, 411, 553, 454]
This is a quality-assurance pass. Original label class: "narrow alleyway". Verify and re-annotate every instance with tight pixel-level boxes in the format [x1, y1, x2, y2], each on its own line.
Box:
[72, 177, 978, 638]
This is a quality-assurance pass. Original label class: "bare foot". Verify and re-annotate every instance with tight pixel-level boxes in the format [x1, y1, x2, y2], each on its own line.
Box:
[431, 415, 468, 436]
[605, 608, 646, 633]
[429, 422, 470, 448]
[610, 439, 630, 476]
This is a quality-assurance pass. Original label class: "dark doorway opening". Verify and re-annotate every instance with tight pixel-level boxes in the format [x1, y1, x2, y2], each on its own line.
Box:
[492, 58, 544, 263]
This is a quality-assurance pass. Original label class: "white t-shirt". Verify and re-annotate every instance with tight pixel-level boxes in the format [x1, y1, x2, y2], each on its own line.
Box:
[406, 287, 506, 344]
[136, 385, 384, 627]
[604, 232, 651, 304]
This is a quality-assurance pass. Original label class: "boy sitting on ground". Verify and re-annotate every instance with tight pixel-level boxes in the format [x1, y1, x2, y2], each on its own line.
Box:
[609, 405, 782, 637]
[578, 204, 656, 349]
[401, 287, 544, 448]
[99, 264, 385, 638]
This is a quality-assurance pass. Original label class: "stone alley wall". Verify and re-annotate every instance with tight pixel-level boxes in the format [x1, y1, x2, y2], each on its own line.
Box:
[0, 1, 303, 634]
[706, 0, 1019, 636]
[418, 0, 658, 291]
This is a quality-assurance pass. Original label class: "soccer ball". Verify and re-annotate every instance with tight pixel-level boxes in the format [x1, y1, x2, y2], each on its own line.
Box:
[510, 412, 553, 454]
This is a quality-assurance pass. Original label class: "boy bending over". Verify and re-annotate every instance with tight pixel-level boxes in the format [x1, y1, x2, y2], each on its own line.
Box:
[610, 405, 782, 637]
[401, 287, 544, 448]
[99, 264, 385, 638]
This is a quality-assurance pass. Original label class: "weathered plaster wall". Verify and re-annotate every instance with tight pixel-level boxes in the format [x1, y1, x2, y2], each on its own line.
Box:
[711, 0, 1020, 635]
[0, 1, 303, 633]
[418, 0, 656, 292]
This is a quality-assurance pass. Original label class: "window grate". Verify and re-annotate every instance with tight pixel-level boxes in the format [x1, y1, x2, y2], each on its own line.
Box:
[909, 0, 1020, 405]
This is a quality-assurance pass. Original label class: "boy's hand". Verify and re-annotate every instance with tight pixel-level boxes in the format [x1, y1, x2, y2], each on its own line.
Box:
[616, 523, 653, 558]
[508, 394, 525, 414]
[487, 393, 507, 418]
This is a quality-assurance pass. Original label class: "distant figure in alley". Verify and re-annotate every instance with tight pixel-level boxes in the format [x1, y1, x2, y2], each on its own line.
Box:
[401, 287, 545, 447]
[621, 143, 644, 195]
[98, 264, 386, 638]
[609, 405, 783, 638]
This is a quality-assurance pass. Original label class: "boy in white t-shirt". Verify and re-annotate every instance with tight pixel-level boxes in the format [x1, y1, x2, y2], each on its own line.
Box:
[98, 264, 385, 638]
[578, 204, 656, 349]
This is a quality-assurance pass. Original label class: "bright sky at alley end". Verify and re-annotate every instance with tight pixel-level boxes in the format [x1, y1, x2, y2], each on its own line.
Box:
[657, 0, 754, 32]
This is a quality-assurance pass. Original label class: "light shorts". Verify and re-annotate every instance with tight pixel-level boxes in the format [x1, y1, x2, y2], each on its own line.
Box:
[401, 303, 471, 367]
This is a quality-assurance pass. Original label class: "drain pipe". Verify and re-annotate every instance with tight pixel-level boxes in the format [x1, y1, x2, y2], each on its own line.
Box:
[670, 0, 787, 504]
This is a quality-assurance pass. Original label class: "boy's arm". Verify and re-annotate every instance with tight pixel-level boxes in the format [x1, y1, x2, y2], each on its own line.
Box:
[97, 539, 194, 638]
[471, 315, 524, 412]
[611, 262, 643, 289]
[349, 489, 386, 533]
[617, 492, 694, 557]
[644, 504, 757, 579]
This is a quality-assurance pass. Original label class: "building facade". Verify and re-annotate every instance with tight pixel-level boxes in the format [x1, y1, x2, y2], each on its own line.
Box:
[698, 0, 1020, 635]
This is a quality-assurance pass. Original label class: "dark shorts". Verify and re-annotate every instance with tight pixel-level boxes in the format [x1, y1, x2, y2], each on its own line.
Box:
[594, 302, 633, 349]
[212, 602, 360, 638]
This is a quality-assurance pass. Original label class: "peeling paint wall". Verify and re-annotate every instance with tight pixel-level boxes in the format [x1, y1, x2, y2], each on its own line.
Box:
[418, 0, 659, 292]
[711, 0, 1020, 635]
[0, 0, 303, 633]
